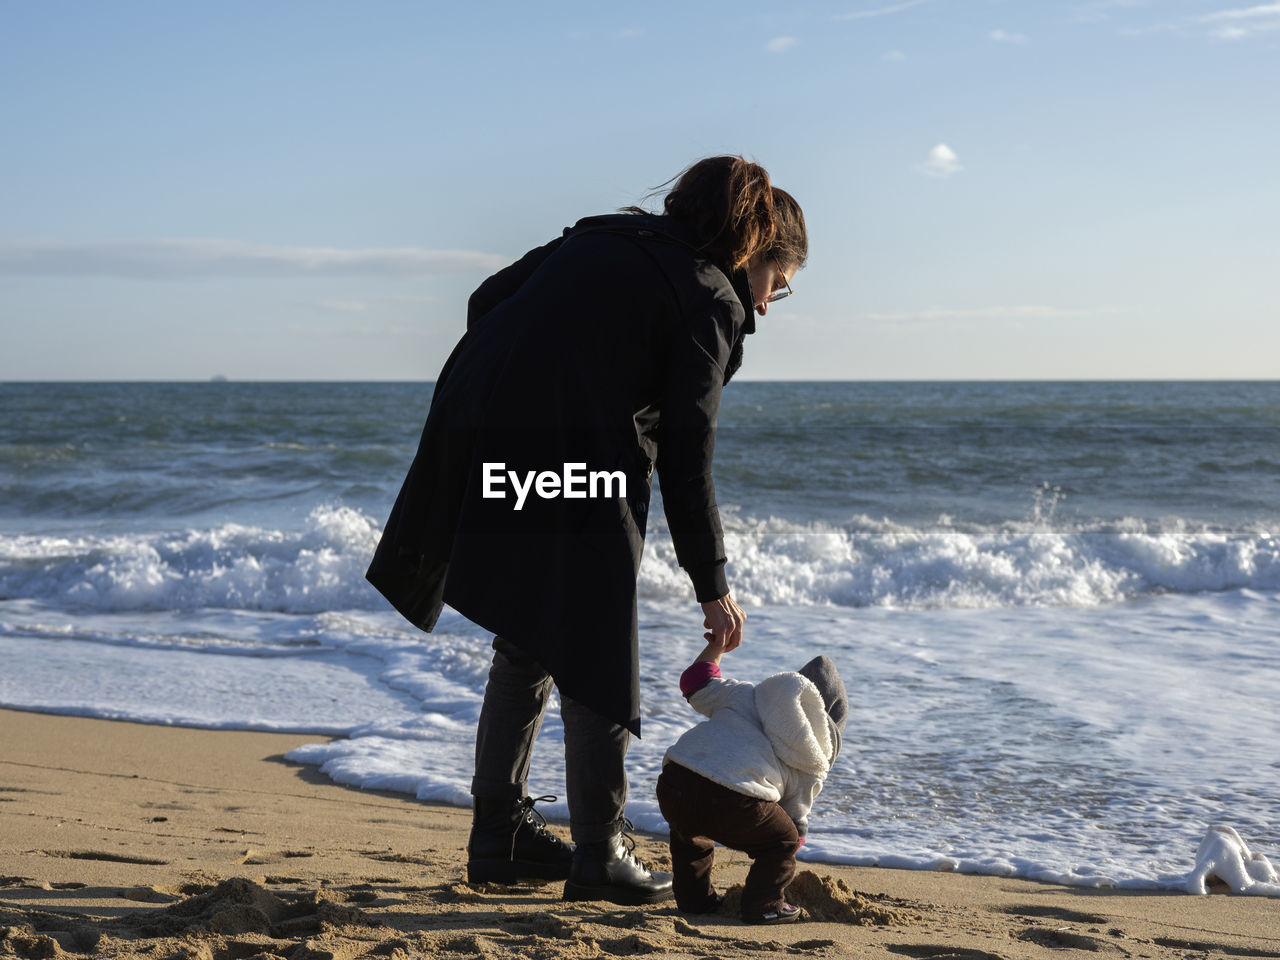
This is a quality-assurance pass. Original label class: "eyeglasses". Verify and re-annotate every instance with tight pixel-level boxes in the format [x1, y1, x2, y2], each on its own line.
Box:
[766, 260, 793, 303]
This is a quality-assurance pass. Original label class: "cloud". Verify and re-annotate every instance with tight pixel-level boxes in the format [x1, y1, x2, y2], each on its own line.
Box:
[1200, 2, 1280, 22]
[882, 49, 907, 60]
[835, 0, 930, 22]
[990, 28, 1030, 43]
[0, 238, 510, 279]
[915, 143, 962, 178]
[1198, 2, 1280, 38]
[765, 35, 799, 52]
[862, 305, 1120, 324]
[1117, 2, 1280, 38]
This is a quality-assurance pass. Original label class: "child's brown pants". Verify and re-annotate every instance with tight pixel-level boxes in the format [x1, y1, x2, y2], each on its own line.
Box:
[656, 761, 801, 918]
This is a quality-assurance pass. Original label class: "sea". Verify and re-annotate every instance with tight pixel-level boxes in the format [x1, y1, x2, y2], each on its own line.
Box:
[2, 380, 1278, 891]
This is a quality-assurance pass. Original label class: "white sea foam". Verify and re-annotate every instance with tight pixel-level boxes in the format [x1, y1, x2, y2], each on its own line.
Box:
[4, 506, 1279, 615]
[0, 505, 380, 613]
[1187, 826, 1280, 896]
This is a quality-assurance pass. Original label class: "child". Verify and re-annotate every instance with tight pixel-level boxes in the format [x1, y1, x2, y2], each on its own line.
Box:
[656, 640, 847, 924]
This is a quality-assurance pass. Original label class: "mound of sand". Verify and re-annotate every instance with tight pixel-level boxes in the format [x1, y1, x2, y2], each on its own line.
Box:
[722, 869, 923, 925]
[787, 871, 923, 925]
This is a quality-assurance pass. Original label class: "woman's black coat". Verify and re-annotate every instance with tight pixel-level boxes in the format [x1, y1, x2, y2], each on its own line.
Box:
[366, 212, 754, 736]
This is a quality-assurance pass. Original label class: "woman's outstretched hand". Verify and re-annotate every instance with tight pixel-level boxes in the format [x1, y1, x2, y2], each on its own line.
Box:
[700, 593, 746, 652]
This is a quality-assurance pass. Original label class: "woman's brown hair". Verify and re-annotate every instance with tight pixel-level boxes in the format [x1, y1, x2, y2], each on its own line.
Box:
[631, 156, 808, 272]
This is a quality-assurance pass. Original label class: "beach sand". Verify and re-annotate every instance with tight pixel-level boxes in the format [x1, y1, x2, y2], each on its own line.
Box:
[2, 708, 1276, 960]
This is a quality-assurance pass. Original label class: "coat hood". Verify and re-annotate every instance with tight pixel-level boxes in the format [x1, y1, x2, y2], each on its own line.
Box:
[753, 672, 836, 775]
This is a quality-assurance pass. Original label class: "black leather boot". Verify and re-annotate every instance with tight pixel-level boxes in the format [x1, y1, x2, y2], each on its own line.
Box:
[563, 822, 673, 905]
[467, 794, 575, 883]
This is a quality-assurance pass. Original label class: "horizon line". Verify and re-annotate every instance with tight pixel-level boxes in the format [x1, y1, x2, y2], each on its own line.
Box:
[4, 377, 1279, 385]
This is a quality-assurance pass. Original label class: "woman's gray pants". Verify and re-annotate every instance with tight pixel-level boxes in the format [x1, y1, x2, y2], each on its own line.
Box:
[470, 636, 630, 843]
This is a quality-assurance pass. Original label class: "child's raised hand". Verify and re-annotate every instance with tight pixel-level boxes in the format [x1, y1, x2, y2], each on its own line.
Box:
[695, 637, 726, 665]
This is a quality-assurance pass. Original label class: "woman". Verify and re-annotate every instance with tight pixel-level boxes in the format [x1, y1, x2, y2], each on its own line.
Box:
[366, 155, 807, 905]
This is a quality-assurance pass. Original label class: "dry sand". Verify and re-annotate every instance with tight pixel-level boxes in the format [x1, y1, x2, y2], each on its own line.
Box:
[2, 707, 1277, 960]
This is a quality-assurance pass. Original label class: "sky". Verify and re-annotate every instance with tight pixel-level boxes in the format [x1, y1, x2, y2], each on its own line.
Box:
[1, 0, 1277, 380]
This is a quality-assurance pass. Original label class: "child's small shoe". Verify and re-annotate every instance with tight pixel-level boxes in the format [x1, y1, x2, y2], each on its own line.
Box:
[744, 902, 801, 925]
[677, 891, 724, 915]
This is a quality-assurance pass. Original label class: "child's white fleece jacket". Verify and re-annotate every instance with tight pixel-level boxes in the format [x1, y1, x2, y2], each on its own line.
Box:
[662, 671, 838, 836]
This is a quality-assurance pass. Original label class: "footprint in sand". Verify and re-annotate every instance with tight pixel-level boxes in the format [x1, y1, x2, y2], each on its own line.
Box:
[238, 849, 316, 865]
[41, 850, 169, 866]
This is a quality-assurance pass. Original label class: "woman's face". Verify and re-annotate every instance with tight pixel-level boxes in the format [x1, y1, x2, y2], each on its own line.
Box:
[746, 256, 797, 316]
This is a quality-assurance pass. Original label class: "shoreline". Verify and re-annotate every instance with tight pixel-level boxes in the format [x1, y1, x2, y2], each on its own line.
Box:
[0, 702, 1209, 893]
[4, 707, 1279, 959]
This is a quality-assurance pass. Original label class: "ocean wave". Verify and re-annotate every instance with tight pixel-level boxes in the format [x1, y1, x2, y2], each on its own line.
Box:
[0, 505, 380, 614]
[2, 505, 1278, 614]
[691, 513, 1280, 609]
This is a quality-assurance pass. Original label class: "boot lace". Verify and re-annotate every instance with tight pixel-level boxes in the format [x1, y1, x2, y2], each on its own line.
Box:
[510, 795, 562, 860]
[618, 817, 646, 869]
